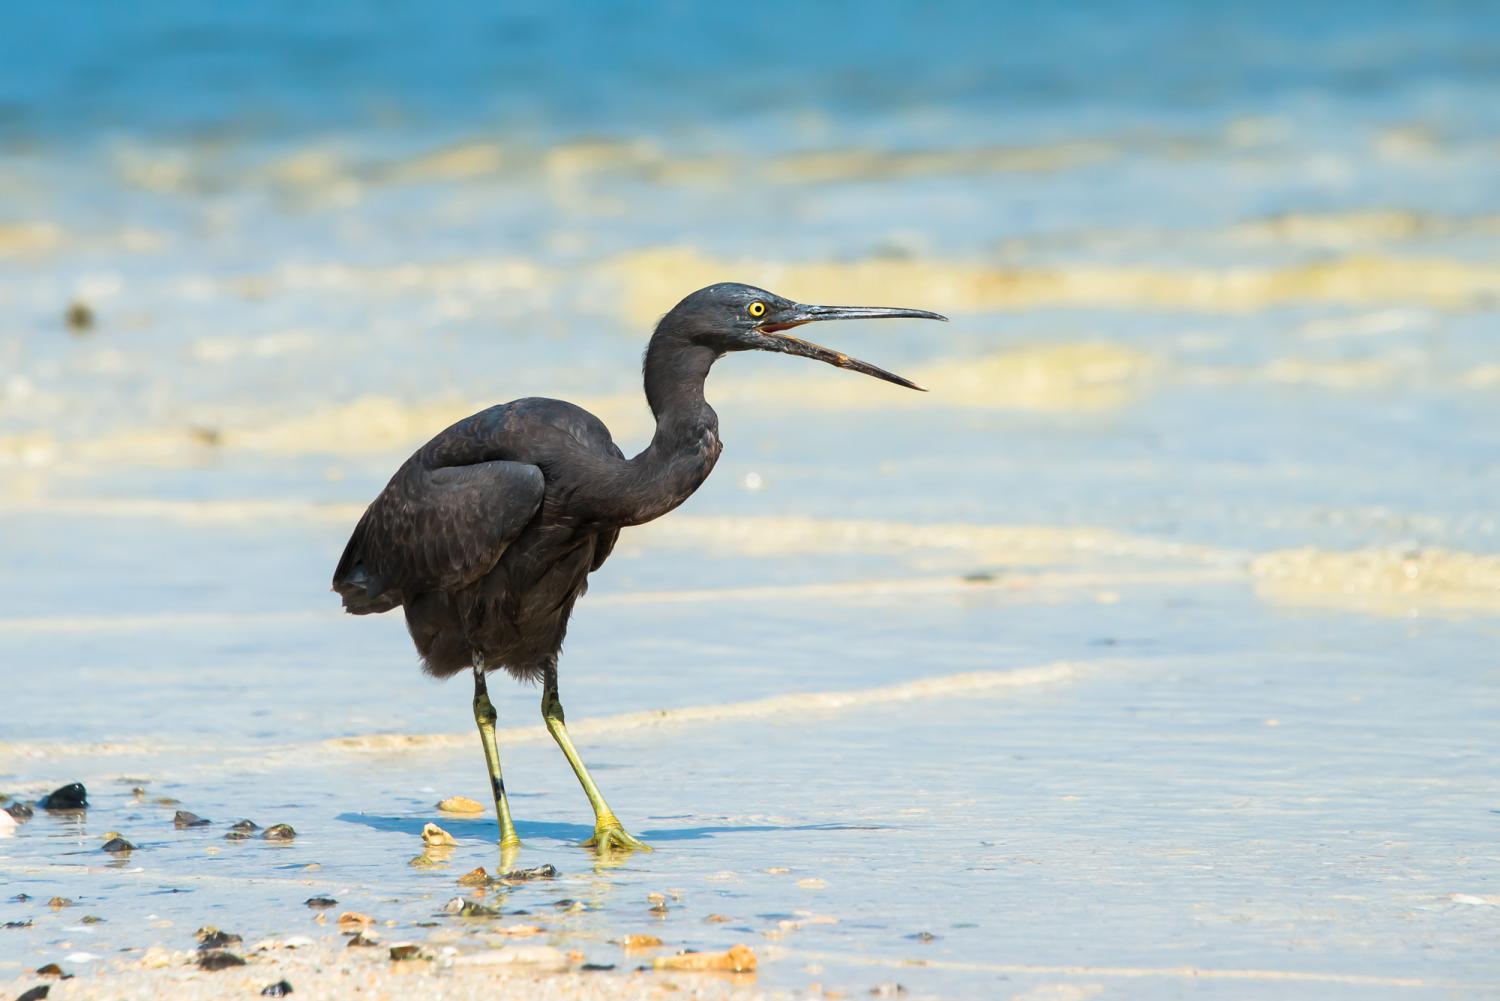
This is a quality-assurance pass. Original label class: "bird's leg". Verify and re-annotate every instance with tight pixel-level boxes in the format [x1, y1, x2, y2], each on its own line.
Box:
[471, 660, 522, 852]
[541, 662, 651, 854]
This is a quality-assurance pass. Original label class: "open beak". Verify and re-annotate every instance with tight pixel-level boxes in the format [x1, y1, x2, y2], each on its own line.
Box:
[756, 304, 947, 391]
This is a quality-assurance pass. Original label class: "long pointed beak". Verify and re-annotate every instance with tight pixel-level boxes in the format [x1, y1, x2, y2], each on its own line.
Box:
[757, 304, 947, 391]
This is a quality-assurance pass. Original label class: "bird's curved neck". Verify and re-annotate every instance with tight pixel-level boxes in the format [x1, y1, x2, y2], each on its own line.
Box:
[606, 336, 723, 526]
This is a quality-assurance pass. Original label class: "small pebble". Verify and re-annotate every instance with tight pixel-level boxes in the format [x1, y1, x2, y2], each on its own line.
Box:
[653, 943, 757, 973]
[11, 894, 32, 902]
[35, 963, 70, 979]
[173, 811, 211, 828]
[621, 934, 662, 949]
[457, 867, 490, 887]
[388, 943, 424, 961]
[80, 915, 104, 924]
[337, 912, 373, 928]
[65, 301, 95, 333]
[906, 931, 938, 943]
[16, 986, 49, 1001]
[304, 897, 337, 909]
[581, 962, 616, 971]
[198, 950, 246, 971]
[5, 802, 33, 822]
[46, 898, 72, 910]
[498, 863, 557, 882]
[101, 837, 135, 854]
[346, 932, 378, 948]
[261, 981, 294, 997]
[229, 819, 260, 832]
[37, 784, 87, 811]
[421, 822, 456, 847]
[443, 897, 499, 918]
[263, 824, 296, 841]
[869, 984, 908, 997]
[5, 920, 34, 929]
[435, 796, 484, 814]
[196, 927, 242, 949]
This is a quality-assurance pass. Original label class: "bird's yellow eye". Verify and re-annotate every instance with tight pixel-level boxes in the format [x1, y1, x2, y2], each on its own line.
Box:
[748, 301, 766, 318]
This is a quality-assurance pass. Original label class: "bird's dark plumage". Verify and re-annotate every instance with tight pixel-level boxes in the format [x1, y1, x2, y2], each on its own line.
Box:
[330, 283, 945, 851]
[334, 397, 629, 680]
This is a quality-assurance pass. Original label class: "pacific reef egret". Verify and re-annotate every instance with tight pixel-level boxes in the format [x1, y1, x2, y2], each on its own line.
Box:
[333, 283, 945, 854]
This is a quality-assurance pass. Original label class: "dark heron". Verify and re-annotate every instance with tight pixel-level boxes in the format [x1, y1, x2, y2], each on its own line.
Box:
[332, 283, 945, 854]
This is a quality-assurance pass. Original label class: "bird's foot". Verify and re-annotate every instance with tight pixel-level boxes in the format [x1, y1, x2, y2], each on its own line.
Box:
[582, 816, 652, 855]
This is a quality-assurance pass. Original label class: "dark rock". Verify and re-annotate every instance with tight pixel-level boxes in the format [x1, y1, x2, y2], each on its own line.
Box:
[37, 784, 86, 811]
[80, 915, 104, 924]
[229, 819, 260, 832]
[197, 950, 246, 971]
[10, 894, 31, 903]
[263, 824, 296, 841]
[4, 803, 33, 823]
[442, 897, 499, 918]
[498, 863, 558, 882]
[3, 920, 32, 929]
[101, 837, 135, 853]
[905, 931, 938, 943]
[196, 927, 242, 950]
[581, 962, 616, 971]
[16, 985, 50, 1001]
[173, 811, 211, 829]
[304, 897, 337, 909]
[34, 964, 70, 979]
[346, 932, 377, 948]
[260, 981, 294, 997]
[388, 944, 423, 961]
[65, 301, 94, 333]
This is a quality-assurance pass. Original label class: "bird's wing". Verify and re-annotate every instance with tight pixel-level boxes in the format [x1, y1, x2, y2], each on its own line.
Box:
[332, 459, 545, 614]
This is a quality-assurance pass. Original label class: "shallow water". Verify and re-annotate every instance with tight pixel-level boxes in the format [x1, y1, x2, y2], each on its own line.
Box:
[3, 3, 1500, 998]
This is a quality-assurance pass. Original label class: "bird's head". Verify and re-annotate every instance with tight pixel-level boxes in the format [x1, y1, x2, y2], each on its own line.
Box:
[657, 282, 946, 391]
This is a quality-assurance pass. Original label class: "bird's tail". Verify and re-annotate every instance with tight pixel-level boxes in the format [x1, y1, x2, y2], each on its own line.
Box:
[332, 513, 402, 615]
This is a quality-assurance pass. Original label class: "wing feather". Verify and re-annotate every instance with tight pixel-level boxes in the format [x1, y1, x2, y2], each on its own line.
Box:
[332, 459, 544, 614]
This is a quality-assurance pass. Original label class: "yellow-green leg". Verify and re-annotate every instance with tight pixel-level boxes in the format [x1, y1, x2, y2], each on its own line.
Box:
[472, 661, 521, 851]
[541, 662, 651, 854]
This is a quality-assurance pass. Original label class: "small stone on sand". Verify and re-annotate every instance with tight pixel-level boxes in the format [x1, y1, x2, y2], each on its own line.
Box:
[457, 866, 490, 886]
[196, 927, 242, 949]
[101, 837, 135, 853]
[336, 912, 373, 928]
[420, 822, 456, 847]
[38, 784, 87, 811]
[621, 934, 663, 949]
[198, 950, 246, 971]
[304, 896, 337, 909]
[653, 943, 757, 973]
[173, 810, 211, 828]
[260, 980, 294, 997]
[436, 796, 484, 813]
[263, 824, 296, 841]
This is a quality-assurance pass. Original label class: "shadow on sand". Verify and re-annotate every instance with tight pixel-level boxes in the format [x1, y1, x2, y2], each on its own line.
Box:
[335, 812, 890, 843]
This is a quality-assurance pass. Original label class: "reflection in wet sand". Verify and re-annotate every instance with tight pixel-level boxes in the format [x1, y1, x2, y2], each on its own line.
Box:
[1253, 546, 1500, 616]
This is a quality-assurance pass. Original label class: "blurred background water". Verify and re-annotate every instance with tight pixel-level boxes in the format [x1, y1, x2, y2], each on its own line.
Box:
[2, 3, 1499, 998]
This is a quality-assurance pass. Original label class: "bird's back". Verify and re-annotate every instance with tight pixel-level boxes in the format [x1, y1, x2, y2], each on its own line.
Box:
[332, 397, 627, 677]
